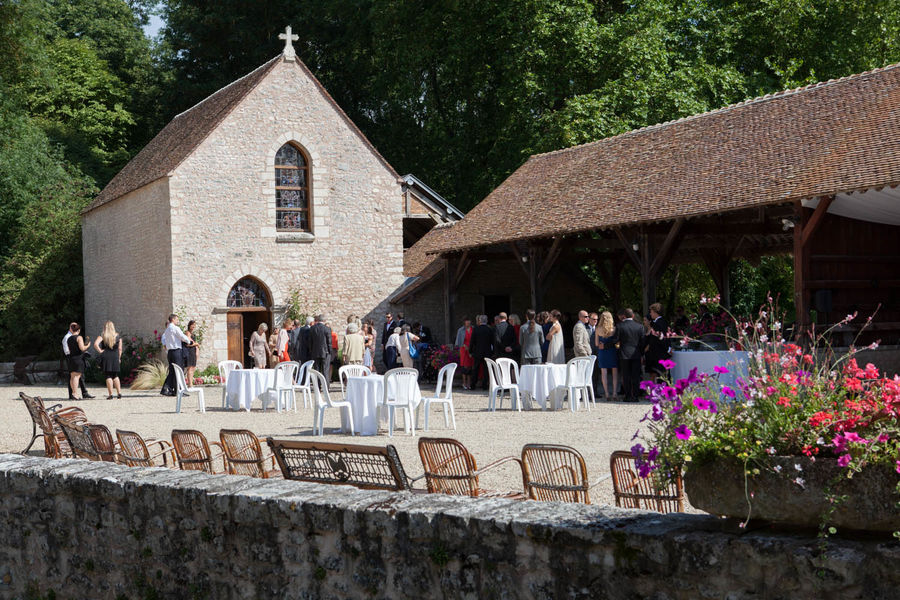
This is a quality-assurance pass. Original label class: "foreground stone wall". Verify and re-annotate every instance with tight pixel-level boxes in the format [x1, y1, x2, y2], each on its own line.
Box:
[1, 454, 898, 600]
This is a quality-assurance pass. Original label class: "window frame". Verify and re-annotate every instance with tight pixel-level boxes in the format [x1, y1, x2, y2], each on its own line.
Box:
[274, 142, 312, 233]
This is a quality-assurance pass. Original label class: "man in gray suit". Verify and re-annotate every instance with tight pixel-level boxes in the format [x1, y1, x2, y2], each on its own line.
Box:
[573, 310, 591, 357]
[616, 308, 645, 402]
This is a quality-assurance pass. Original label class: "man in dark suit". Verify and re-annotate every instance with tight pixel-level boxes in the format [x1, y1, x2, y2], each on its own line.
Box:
[381, 312, 397, 370]
[492, 312, 517, 359]
[616, 308, 645, 402]
[288, 319, 302, 362]
[469, 315, 494, 390]
[587, 312, 600, 396]
[297, 316, 313, 364]
[308, 314, 332, 377]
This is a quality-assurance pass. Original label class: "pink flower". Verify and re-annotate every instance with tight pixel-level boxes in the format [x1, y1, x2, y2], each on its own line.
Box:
[837, 454, 851, 467]
[659, 359, 676, 370]
[674, 424, 692, 440]
[721, 386, 736, 398]
[895, 461, 900, 475]
[713, 365, 729, 374]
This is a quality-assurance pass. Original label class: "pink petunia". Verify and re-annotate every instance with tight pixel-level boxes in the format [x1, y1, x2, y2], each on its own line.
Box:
[721, 386, 736, 398]
[659, 359, 676, 370]
[674, 424, 692, 440]
[713, 365, 729, 374]
[837, 454, 851, 467]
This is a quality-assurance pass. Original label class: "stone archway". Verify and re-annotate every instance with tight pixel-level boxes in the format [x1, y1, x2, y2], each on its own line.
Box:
[225, 277, 273, 367]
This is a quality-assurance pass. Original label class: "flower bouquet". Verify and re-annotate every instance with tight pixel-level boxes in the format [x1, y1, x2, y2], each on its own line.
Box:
[633, 297, 899, 532]
[429, 344, 461, 371]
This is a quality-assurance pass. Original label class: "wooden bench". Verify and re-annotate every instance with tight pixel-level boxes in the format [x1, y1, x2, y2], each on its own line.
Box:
[266, 438, 415, 492]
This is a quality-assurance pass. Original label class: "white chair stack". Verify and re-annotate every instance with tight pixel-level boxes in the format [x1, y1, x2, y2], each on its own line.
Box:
[421, 363, 457, 431]
[292, 360, 315, 409]
[485, 358, 521, 411]
[381, 367, 419, 437]
[173, 364, 206, 414]
[264, 361, 299, 412]
[549, 356, 594, 411]
[496, 358, 523, 411]
[310, 369, 354, 436]
[217, 359, 242, 408]
[338, 364, 372, 399]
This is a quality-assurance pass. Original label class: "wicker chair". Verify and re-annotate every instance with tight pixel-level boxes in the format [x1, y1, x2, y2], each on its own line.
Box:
[219, 429, 280, 478]
[418, 437, 524, 498]
[19, 392, 87, 458]
[521, 443, 590, 504]
[56, 419, 117, 462]
[171, 429, 228, 473]
[610, 450, 684, 513]
[116, 429, 176, 468]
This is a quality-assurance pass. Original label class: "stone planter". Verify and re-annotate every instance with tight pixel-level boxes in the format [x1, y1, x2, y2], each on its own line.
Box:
[684, 456, 900, 531]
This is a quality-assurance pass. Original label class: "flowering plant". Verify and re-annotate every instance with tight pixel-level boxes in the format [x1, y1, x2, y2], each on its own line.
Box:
[430, 344, 461, 371]
[634, 297, 897, 529]
[193, 375, 224, 386]
[121, 332, 163, 385]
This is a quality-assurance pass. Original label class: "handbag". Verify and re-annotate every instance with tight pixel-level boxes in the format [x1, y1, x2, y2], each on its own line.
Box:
[407, 334, 419, 359]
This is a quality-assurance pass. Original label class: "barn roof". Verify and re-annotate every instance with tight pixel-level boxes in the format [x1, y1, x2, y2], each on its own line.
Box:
[430, 62, 900, 254]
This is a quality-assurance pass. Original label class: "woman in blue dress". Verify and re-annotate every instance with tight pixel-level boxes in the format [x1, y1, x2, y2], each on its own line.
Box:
[594, 311, 619, 401]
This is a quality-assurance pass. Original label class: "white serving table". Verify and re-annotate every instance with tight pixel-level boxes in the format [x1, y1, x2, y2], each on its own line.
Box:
[518, 363, 568, 410]
[225, 368, 277, 411]
[671, 350, 750, 391]
[342, 374, 422, 435]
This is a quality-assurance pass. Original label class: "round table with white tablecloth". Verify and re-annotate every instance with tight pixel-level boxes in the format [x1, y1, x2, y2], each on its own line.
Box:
[342, 374, 422, 435]
[225, 368, 277, 411]
[518, 364, 568, 410]
[670, 350, 750, 391]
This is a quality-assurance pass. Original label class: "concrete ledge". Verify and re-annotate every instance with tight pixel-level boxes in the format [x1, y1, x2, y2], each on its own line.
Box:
[0, 454, 898, 599]
[275, 232, 315, 243]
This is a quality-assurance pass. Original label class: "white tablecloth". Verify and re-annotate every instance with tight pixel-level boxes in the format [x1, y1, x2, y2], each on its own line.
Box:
[518, 364, 568, 410]
[671, 351, 750, 391]
[342, 374, 422, 435]
[225, 369, 276, 411]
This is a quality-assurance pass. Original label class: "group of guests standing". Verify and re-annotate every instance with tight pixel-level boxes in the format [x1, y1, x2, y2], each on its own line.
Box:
[451, 303, 673, 402]
[160, 313, 201, 396]
[380, 311, 433, 372]
[62, 320, 129, 400]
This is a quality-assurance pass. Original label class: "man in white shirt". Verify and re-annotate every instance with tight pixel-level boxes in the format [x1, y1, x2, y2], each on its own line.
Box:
[160, 313, 191, 396]
[62, 322, 94, 399]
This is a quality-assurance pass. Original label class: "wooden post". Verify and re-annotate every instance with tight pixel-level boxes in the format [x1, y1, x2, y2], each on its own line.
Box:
[641, 231, 653, 317]
[443, 257, 452, 345]
[528, 245, 540, 310]
[793, 196, 833, 333]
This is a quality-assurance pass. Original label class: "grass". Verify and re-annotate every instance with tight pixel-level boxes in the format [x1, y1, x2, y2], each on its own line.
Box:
[129, 359, 168, 390]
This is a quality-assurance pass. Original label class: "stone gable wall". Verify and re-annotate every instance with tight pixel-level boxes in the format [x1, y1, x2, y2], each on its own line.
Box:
[82, 178, 173, 343]
[0, 454, 896, 600]
[166, 58, 404, 366]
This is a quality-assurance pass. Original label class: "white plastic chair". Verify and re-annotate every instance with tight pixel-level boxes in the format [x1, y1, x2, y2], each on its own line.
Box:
[293, 360, 314, 408]
[263, 361, 299, 412]
[422, 363, 457, 431]
[339, 364, 372, 399]
[549, 357, 593, 411]
[310, 369, 354, 436]
[496, 358, 523, 411]
[578, 355, 597, 408]
[381, 368, 419, 437]
[217, 360, 242, 408]
[173, 364, 205, 414]
[485, 358, 520, 411]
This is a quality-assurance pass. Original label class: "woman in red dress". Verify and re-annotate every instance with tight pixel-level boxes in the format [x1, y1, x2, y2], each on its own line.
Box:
[457, 316, 474, 390]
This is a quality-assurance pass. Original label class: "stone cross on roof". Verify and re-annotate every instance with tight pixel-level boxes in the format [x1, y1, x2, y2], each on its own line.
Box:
[279, 25, 298, 61]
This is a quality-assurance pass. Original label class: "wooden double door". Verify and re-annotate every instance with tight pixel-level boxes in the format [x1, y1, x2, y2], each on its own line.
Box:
[227, 309, 272, 368]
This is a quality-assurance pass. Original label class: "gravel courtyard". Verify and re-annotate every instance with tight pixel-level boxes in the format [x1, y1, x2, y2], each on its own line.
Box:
[2, 381, 652, 506]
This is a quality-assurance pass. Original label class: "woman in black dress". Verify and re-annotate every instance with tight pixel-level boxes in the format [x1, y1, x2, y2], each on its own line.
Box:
[184, 320, 200, 386]
[67, 323, 90, 399]
[93, 321, 122, 399]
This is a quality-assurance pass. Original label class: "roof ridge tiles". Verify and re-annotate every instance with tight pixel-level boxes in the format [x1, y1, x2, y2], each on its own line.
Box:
[529, 61, 900, 161]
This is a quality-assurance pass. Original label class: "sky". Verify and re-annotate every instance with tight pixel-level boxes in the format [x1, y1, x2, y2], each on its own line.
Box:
[143, 14, 164, 39]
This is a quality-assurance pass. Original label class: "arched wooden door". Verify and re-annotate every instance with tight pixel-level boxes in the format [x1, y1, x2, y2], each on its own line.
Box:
[225, 277, 272, 367]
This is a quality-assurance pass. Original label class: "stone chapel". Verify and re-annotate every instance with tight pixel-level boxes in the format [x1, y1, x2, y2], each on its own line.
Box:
[81, 28, 460, 367]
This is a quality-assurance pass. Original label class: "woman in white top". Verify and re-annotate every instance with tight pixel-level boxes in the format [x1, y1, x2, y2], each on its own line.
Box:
[385, 327, 401, 370]
[545, 309, 565, 364]
[398, 324, 420, 369]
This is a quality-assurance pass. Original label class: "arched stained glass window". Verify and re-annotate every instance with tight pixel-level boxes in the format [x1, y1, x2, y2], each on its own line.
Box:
[275, 143, 311, 232]
[227, 277, 271, 308]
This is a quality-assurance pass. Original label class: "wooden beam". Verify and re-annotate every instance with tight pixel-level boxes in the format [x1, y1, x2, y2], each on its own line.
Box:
[614, 228, 641, 268]
[529, 246, 540, 310]
[508, 243, 531, 279]
[800, 195, 834, 249]
[538, 237, 564, 283]
[453, 251, 472, 291]
[442, 258, 451, 346]
[649, 217, 685, 278]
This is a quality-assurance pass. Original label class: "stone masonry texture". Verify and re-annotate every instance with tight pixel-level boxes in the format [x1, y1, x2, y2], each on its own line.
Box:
[1, 454, 898, 599]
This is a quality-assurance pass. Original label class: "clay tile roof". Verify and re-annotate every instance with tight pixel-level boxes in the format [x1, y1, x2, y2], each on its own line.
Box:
[391, 223, 457, 302]
[85, 57, 281, 213]
[86, 54, 399, 214]
[431, 62, 900, 254]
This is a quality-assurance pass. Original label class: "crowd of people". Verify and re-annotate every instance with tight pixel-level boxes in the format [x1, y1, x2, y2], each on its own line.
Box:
[63, 319, 134, 400]
[449, 303, 680, 402]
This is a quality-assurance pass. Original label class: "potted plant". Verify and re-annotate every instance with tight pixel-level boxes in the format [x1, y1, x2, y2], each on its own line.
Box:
[633, 298, 899, 533]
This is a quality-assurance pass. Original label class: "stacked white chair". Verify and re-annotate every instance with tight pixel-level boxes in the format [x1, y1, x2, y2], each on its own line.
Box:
[549, 356, 594, 411]
[338, 364, 372, 399]
[173, 364, 206, 414]
[293, 360, 315, 409]
[496, 358, 523, 411]
[381, 368, 419, 437]
[422, 363, 458, 431]
[217, 360, 242, 408]
[264, 361, 299, 412]
[310, 369, 354, 436]
[485, 358, 520, 411]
